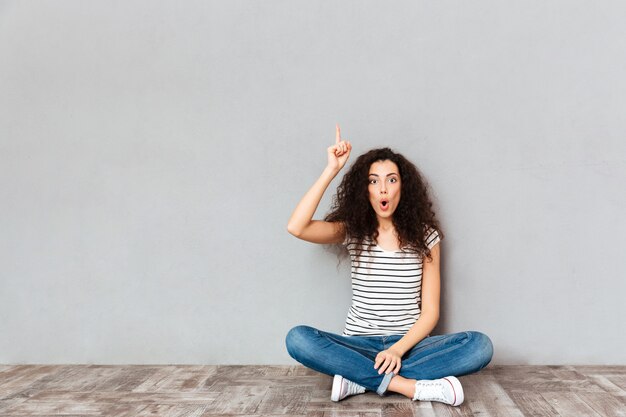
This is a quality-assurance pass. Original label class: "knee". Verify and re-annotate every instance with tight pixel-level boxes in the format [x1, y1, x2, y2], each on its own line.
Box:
[467, 331, 494, 369]
[285, 325, 316, 361]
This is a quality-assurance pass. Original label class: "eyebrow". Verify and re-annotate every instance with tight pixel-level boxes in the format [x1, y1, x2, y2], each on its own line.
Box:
[368, 173, 398, 177]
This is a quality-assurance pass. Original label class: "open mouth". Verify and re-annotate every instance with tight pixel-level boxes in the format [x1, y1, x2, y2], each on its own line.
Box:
[380, 199, 389, 210]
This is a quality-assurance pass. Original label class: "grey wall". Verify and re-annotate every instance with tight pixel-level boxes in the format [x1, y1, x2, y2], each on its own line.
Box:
[1, 1, 625, 365]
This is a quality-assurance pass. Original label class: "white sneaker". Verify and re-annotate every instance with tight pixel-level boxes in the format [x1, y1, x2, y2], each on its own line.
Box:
[412, 376, 464, 406]
[331, 374, 366, 402]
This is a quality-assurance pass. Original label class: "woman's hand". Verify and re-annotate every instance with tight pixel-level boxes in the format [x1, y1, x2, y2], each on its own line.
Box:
[374, 348, 403, 375]
[327, 123, 352, 172]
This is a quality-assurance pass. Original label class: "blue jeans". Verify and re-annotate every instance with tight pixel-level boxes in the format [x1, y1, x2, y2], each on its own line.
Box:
[285, 325, 494, 396]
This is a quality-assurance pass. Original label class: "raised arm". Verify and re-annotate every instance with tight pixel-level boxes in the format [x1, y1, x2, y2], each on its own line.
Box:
[286, 124, 352, 244]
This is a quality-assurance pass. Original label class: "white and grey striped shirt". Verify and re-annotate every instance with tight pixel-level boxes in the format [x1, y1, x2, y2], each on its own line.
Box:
[342, 227, 441, 336]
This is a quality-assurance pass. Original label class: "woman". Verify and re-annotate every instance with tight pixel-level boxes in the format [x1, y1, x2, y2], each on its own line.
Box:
[285, 125, 493, 407]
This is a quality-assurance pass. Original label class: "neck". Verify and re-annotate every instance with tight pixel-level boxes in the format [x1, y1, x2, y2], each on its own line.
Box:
[377, 217, 394, 231]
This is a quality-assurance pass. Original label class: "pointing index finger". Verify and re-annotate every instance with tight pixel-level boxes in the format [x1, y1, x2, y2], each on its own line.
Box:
[336, 123, 341, 143]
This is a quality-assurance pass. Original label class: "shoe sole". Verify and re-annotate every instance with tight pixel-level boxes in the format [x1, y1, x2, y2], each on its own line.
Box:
[443, 376, 464, 406]
[331, 375, 343, 402]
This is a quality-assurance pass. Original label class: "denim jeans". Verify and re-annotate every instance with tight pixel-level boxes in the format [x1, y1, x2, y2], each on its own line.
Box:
[285, 325, 494, 396]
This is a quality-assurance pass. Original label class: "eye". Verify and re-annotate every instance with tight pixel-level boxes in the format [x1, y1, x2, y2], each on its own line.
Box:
[389, 178, 397, 183]
[369, 179, 377, 184]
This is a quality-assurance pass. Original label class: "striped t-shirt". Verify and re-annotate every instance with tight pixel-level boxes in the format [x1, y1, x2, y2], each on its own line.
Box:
[341, 227, 441, 336]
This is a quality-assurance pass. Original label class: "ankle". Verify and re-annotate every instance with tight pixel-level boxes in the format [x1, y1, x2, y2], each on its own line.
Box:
[387, 375, 417, 399]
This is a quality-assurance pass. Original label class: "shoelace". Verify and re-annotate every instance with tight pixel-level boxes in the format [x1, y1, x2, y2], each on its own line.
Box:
[413, 380, 446, 402]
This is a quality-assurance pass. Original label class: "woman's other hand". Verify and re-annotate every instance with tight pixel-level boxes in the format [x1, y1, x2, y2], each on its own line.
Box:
[327, 123, 352, 172]
[374, 348, 403, 375]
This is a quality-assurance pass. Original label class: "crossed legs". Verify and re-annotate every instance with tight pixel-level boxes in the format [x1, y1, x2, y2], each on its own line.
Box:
[285, 325, 494, 398]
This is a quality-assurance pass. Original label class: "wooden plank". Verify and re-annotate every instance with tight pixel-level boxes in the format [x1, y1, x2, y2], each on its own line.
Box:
[254, 385, 310, 415]
[26, 365, 121, 392]
[306, 412, 380, 417]
[467, 373, 525, 417]
[131, 404, 207, 417]
[0, 365, 64, 398]
[200, 385, 268, 415]
[607, 375, 626, 391]
[540, 391, 603, 416]
[89, 366, 162, 392]
[208, 375, 322, 390]
[287, 365, 321, 376]
[577, 391, 626, 417]
[0, 401, 141, 417]
[431, 401, 473, 416]
[0, 398, 103, 415]
[28, 390, 221, 404]
[507, 391, 560, 416]
[492, 365, 604, 394]
[382, 401, 437, 417]
[130, 366, 216, 392]
[586, 375, 626, 397]
[0, 396, 28, 414]
[131, 366, 187, 392]
[572, 366, 626, 376]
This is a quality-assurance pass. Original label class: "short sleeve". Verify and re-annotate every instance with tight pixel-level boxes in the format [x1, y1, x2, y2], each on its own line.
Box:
[426, 227, 441, 250]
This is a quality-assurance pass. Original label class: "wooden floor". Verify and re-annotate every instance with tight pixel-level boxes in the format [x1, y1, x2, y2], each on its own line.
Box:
[0, 365, 624, 416]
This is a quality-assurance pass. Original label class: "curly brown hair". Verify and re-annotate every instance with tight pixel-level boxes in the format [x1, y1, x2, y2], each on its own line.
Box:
[324, 147, 444, 266]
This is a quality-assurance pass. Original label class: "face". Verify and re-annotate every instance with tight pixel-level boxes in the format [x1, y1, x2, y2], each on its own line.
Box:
[368, 160, 401, 220]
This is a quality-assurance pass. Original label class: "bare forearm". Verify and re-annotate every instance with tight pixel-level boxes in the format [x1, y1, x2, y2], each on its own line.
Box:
[390, 314, 439, 356]
[287, 167, 339, 234]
